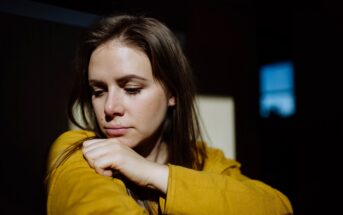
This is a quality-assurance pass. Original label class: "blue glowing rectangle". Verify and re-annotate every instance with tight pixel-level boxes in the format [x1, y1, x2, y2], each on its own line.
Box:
[259, 61, 296, 118]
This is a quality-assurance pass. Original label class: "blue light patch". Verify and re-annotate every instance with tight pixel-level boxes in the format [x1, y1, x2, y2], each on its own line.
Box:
[259, 61, 296, 118]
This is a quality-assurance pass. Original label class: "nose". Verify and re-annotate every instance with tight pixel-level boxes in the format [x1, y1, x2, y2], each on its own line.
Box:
[104, 91, 124, 121]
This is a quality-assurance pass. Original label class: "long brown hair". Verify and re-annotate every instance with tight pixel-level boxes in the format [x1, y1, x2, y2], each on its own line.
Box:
[51, 14, 207, 214]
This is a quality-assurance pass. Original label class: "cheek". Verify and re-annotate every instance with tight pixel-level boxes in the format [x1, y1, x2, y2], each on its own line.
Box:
[137, 98, 168, 130]
[92, 101, 104, 122]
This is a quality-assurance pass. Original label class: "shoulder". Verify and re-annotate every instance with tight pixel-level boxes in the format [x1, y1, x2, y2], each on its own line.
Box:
[47, 130, 96, 169]
[50, 130, 95, 153]
[53, 130, 95, 147]
[203, 146, 241, 174]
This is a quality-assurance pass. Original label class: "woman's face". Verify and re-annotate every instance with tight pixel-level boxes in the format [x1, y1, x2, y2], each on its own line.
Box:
[88, 40, 175, 148]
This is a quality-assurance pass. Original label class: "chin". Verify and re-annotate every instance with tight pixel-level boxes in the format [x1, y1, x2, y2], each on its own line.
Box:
[108, 136, 138, 148]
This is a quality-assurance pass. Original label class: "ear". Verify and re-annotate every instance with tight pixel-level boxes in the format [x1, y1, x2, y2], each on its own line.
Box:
[168, 96, 176, 107]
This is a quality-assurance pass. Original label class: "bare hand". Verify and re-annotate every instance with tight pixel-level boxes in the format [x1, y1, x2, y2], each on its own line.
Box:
[82, 139, 168, 193]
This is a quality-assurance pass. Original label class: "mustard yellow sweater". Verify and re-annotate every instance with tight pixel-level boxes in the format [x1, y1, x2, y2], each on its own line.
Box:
[46, 130, 293, 215]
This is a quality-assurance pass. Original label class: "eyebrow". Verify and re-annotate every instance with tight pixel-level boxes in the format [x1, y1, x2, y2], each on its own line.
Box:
[89, 74, 148, 86]
[88, 80, 105, 87]
[117, 75, 148, 84]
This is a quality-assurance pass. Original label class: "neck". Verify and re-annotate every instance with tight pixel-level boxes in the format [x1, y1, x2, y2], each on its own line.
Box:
[133, 125, 168, 164]
[145, 140, 168, 164]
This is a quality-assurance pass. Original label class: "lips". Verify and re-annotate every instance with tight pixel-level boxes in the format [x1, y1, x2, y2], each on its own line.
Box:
[104, 127, 130, 137]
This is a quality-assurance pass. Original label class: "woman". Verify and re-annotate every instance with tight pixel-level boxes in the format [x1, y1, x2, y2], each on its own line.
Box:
[46, 14, 293, 215]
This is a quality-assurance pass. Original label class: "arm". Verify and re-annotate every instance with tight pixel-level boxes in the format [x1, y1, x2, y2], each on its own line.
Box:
[162, 149, 293, 215]
[46, 131, 147, 215]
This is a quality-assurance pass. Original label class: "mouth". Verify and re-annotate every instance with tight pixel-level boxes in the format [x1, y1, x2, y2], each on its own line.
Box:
[104, 127, 131, 137]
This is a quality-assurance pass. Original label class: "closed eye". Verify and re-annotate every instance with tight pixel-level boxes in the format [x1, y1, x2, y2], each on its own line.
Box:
[125, 87, 142, 95]
[89, 80, 107, 98]
[91, 89, 105, 97]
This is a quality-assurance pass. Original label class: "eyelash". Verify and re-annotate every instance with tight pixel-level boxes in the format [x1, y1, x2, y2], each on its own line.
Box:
[125, 87, 142, 95]
[92, 90, 104, 97]
[91, 88, 142, 97]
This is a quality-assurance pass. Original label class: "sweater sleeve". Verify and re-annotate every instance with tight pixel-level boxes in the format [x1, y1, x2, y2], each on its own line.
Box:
[46, 130, 147, 215]
[163, 148, 293, 215]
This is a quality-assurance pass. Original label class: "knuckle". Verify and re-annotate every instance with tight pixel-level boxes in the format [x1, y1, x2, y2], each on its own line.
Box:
[83, 150, 90, 159]
[93, 159, 101, 167]
[114, 154, 124, 166]
[81, 147, 87, 155]
[83, 140, 91, 147]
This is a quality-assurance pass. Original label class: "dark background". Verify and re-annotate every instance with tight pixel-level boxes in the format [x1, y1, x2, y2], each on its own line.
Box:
[1, 0, 342, 214]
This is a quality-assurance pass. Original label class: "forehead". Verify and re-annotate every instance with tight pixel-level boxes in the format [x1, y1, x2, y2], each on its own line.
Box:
[88, 40, 153, 80]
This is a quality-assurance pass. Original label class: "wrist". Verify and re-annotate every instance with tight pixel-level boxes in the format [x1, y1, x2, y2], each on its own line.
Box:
[146, 163, 169, 194]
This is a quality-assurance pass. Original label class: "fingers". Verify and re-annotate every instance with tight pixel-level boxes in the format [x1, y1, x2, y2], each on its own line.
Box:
[93, 154, 121, 177]
[83, 140, 123, 160]
[82, 139, 124, 176]
[83, 139, 105, 150]
[95, 165, 114, 177]
[82, 139, 107, 154]
[83, 139, 105, 168]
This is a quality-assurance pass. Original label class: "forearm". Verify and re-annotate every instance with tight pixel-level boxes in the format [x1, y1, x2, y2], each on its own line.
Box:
[163, 165, 293, 215]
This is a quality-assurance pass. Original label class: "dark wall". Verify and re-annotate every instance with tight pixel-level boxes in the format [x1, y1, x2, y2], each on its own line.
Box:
[292, 7, 343, 214]
[256, 2, 343, 215]
[0, 12, 82, 214]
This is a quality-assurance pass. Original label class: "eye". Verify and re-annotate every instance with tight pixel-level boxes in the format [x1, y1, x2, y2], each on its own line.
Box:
[91, 89, 105, 97]
[125, 87, 142, 95]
